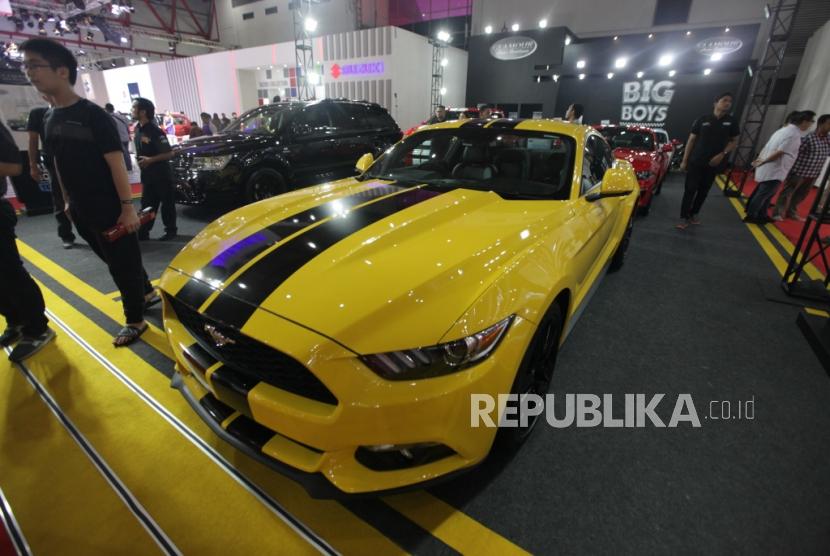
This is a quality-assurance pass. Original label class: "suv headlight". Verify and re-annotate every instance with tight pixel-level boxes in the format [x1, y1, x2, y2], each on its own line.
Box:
[192, 155, 231, 171]
[360, 315, 514, 380]
[635, 170, 652, 180]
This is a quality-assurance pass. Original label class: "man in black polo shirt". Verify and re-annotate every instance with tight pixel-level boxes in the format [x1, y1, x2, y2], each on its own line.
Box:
[27, 102, 76, 248]
[0, 120, 55, 361]
[132, 97, 176, 240]
[677, 92, 740, 230]
[21, 38, 156, 347]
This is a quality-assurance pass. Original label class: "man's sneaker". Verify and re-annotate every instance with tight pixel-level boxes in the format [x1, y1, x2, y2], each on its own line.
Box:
[0, 325, 23, 347]
[689, 216, 701, 225]
[62, 239, 75, 249]
[9, 328, 56, 362]
[157, 232, 177, 241]
[771, 214, 784, 222]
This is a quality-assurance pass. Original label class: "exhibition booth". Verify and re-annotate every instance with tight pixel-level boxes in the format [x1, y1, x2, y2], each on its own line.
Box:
[86, 25, 468, 133]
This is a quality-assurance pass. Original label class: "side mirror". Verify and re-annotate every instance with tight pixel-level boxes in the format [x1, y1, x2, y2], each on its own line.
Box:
[355, 152, 374, 173]
[587, 164, 635, 202]
[662, 143, 673, 153]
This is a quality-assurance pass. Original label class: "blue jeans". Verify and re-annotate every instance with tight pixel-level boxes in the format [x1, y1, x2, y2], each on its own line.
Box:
[746, 179, 780, 219]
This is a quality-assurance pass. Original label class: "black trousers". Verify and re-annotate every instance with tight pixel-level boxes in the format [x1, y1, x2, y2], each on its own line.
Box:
[48, 167, 75, 242]
[0, 200, 48, 336]
[71, 206, 153, 324]
[139, 180, 177, 235]
[680, 163, 720, 219]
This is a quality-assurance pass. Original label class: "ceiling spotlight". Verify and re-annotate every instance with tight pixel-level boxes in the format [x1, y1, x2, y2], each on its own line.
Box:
[607, 72, 614, 79]
[53, 27, 61, 36]
[578, 73, 585, 80]
[436, 29, 451, 42]
[111, 61, 116, 67]
[129, 58, 135, 65]
[141, 56, 147, 62]
[614, 56, 628, 68]
[78, 49, 85, 55]
[511, 23, 519, 32]
[576, 59, 586, 69]
[552, 74, 559, 82]
[304, 17, 318, 33]
[439, 86, 447, 95]
[440, 57, 448, 67]
[37, 22, 46, 36]
[668, 69, 676, 77]
[86, 30, 94, 41]
[484, 24, 493, 34]
[648, 33, 654, 39]
[120, 36, 128, 44]
[764, 4, 771, 19]
[168, 41, 175, 52]
[710, 52, 723, 61]
[658, 53, 674, 66]
[685, 30, 692, 36]
[539, 19, 547, 29]
[703, 68, 712, 75]
[80, 64, 85, 70]
[636, 71, 644, 78]
[564, 35, 572, 45]
[613, 35, 619, 41]
[725, 27, 730, 33]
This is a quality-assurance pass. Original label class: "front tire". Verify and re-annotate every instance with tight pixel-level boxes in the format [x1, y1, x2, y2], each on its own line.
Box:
[609, 213, 634, 272]
[244, 168, 286, 203]
[495, 301, 565, 450]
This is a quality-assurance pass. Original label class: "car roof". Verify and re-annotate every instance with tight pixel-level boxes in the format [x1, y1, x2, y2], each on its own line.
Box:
[414, 118, 590, 140]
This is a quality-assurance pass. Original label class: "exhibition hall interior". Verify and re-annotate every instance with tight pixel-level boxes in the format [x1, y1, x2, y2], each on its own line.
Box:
[2, 0, 830, 553]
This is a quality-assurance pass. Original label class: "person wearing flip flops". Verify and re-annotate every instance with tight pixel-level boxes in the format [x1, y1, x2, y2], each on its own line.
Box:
[21, 39, 157, 348]
[0, 120, 56, 361]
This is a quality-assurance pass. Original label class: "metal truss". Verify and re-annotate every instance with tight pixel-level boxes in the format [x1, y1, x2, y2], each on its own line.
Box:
[430, 41, 445, 111]
[292, 0, 318, 101]
[725, 0, 800, 198]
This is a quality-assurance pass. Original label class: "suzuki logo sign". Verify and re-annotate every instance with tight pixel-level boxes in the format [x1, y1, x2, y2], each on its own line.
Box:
[621, 80, 675, 125]
[696, 37, 743, 56]
[489, 36, 538, 61]
[330, 61, 384, 79]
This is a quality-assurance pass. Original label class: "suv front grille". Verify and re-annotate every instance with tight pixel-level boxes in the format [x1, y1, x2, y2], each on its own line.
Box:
[168, 294, 338, 406]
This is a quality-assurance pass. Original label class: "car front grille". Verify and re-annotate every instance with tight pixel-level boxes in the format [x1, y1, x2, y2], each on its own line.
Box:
[168, 294, 338, 406]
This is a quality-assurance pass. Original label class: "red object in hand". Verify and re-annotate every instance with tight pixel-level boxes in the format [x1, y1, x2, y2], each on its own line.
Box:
[102, 208, 156, 242]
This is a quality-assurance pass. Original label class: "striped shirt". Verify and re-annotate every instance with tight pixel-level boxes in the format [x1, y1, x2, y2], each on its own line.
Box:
[790, 131, 830, 178]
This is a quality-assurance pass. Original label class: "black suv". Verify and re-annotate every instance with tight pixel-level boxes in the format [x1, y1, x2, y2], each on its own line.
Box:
[173, 99, 401, 204]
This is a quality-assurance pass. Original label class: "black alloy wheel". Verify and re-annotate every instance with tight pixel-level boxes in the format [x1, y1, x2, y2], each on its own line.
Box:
[496, 302, 564, 449]
[609, 214, 634, 272]
[244, 168, 287, 203]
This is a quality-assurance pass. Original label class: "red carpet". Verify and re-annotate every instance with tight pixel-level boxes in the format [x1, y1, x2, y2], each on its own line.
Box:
[0, 521, 17, 556]
[728, 169, 829, 275]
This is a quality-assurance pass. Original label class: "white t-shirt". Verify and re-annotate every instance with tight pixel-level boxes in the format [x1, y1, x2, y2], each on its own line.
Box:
[755, 124, 802, 183]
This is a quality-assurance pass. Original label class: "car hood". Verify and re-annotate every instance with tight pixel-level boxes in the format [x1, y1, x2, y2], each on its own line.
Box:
[178, 132, 277, 156]
[612, 147, 655, 170]
[166, 179, 574, 354]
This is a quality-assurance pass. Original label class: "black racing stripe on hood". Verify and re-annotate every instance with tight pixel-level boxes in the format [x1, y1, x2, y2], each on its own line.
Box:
[174, 183, 405, 309]
[203, 186, 447, 329]
[460, 119, 489, 128]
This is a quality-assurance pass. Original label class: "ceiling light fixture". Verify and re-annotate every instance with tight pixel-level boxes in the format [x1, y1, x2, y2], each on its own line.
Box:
[576, 59, 586, 69]
[703, 68, 712, 75]
[539, 19, 547, 29]
[484, 24, 493, 34]
[614, 56, 628, 69]
[668, 69, 676, 77]
[607, 72, 614, 79]
[578, 73, 585, 80]
[511, 23, 519, 32]
[658, 53, 674, 66]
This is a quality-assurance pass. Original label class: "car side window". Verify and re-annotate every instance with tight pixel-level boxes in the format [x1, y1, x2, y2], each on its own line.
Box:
[581, 136, 610, 195]
[293, 105, 333, 137]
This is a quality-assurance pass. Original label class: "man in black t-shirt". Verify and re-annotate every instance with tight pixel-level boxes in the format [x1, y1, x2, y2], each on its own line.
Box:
[676, 92, 740, 229]
[0, 120, 55, 362]
[132, 97, 177, 240]
[21, 38, 156, 347]
[27, 103, 76, 247]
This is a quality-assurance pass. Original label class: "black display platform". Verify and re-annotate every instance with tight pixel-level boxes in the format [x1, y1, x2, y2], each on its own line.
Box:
[797, 310, 830, 375]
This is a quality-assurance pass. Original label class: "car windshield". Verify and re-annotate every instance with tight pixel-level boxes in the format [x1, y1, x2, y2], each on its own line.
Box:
[363, 128, 575, 200]
[601, 128, 654, 151]
[225, 108, 289, 135]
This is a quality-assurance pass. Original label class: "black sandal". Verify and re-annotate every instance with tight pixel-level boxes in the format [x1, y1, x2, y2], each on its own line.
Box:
[113, 323, 148, 347]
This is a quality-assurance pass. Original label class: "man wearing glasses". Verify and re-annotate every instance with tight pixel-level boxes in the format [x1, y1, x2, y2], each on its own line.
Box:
[745, 111, 816, 224]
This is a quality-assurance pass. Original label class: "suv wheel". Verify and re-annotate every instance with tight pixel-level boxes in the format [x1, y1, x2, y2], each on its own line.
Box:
[244, 168, 286, 203]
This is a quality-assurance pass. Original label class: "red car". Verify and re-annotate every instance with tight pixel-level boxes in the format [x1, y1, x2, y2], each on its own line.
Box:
[404, 106, 506, 137]
[594, 124, 672, 214]
[129, 112, 193, 142]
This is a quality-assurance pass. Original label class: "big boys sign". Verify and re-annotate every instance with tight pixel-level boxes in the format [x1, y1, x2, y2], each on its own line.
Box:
[621, 79, 675, 125]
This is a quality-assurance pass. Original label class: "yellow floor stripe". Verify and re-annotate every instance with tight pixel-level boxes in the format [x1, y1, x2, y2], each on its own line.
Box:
[16, 240, 173, 359]
[0, 358, 165, 555]
[28, 276, 406, 555]
[19, 232, 533, 555]
[724, 194, 789, 274]
[384, 492, 531, 555]
[805, 307, 830, 318]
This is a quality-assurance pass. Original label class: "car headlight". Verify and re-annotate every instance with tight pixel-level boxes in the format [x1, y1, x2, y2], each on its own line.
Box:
[192, 155, 231, 171]
[360, 315, 514, 380]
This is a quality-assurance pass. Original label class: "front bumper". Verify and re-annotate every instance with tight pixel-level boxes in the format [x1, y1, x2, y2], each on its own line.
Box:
[159, 277, 533, 497]
[173, 160, 241, 205]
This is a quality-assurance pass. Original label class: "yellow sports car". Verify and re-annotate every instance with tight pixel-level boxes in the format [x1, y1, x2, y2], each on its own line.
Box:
[158, 118, 639, 497]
